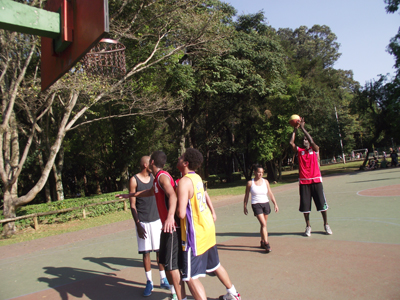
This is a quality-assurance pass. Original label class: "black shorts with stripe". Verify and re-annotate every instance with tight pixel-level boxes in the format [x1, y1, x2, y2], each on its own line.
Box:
[299, 182, 329, 213]
[159, 228, 182, 271]
[181, 245, 220, 281]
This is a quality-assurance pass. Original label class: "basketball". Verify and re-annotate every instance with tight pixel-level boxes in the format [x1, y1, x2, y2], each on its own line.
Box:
[289, 114, 301, 127]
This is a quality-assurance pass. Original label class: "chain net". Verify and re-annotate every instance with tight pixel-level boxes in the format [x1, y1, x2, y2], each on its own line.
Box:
[82, 39, 126, 78]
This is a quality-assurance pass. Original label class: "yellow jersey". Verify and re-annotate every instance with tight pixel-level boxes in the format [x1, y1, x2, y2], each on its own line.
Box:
[180, 173, 216, 256]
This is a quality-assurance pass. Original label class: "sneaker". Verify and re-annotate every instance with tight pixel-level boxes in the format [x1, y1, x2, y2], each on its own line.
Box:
[162, 294, 177, 300]
[325, 224, 333, 235]
[160, 277, 170, 290]
[219, 292, 241, 300]
[143, 280, 153, 297]
[264, 242, 271, 253]
[304, 226, 311, 237]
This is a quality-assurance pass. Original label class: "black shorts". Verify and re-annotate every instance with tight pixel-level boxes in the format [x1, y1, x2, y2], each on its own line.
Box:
[159, 228, 182, 271]
[299, 182, 329, 213]
[251, 202, 271, 216]
[181, 245, 220, 281]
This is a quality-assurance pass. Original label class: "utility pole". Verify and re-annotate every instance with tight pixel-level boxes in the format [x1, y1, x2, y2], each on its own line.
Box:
[335, 106, 345, 164]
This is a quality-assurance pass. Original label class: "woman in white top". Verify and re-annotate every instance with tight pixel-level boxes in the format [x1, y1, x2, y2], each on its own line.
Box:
[244, 165, 279, 252]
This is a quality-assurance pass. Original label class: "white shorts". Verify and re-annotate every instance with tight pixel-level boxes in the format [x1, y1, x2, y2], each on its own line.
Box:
[136, 219, 162, 254]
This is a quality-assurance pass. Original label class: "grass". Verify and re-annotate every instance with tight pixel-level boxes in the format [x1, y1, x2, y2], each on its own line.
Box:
[0, 160, 363, 247]
[0, 210, 133, 247]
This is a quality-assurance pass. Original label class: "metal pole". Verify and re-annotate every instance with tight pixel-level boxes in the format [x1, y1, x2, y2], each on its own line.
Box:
[335, 106, 346, 164]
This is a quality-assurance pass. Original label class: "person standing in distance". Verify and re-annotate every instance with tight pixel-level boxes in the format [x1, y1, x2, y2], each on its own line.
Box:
[129, 156, 170, 296]
[117, 151, 186, 300]
[243, 165, 279, 252]
[289, 118, 333, 237]
[176, 148, 241, 300]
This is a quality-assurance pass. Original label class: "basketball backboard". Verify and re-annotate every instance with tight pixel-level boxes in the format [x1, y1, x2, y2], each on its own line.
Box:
[41, 0, 109, 91]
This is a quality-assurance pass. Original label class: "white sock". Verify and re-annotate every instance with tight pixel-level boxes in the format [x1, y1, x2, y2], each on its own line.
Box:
[171, 285, 176, 294]
[227, 284, 237, 295]
[159, 270, 166, 280]
[145, 270, 152, 282]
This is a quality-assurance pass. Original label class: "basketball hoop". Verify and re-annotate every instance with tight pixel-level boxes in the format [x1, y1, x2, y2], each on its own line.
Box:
[82, 38, 126, 78]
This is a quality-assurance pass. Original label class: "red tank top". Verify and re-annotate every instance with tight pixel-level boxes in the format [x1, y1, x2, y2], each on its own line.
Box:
[154, 170, 178, 225]
[297, 147, 322, 184]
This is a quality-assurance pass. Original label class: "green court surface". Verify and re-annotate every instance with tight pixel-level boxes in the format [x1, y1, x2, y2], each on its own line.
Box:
[0, 168, 399, 300]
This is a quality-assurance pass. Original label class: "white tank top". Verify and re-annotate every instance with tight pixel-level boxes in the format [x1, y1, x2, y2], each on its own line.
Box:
[250, 179, 269, 204]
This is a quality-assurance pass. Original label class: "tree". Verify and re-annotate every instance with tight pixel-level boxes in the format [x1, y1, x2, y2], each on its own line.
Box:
[0, 0, 233, 235]
[277, 25, 359, 161]
[348, 0, 400, 158]
[175, 11, 287, 180]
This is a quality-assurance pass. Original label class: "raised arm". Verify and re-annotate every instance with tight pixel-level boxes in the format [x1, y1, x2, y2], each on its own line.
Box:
[289, 127, 298, 152]
[300, 118, 319, 152]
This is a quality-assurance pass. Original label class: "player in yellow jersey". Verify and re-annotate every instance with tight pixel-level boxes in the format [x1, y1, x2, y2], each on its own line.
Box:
[176, 148, 241, 300]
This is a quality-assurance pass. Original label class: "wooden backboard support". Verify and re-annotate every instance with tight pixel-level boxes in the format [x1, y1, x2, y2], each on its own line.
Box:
[41, 0, 109, 91]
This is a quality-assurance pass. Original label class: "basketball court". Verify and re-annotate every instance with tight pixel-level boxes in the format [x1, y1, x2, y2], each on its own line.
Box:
[0, 167, 399, 299]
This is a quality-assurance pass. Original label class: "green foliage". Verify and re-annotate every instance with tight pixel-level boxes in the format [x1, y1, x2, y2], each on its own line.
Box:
[385, 0, 400, 13]
[350, 76, 400, 148]
[205, 175, 220, 186]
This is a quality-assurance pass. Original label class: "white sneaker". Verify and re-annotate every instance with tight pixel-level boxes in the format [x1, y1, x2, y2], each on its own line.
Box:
[219, 292, 241, 300]
[304, 226, 311, 237]
[325, 224, 333, 235]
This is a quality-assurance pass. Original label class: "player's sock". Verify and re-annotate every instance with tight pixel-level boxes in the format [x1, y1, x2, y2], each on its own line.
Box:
[145, 270, 152, 282]
[159, 270, 166, 280]
[227, 284, 237, 295]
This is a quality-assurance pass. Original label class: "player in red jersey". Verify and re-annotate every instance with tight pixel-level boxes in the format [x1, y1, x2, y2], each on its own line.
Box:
[289, 118, 333, 237]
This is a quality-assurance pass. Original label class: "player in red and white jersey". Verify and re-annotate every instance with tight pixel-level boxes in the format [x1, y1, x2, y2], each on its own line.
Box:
[116, 150, 187, 300]
[289, 117, 333, 237]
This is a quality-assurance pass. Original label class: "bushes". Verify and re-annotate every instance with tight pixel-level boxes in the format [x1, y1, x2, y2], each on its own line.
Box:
[0, 193, 128, 230]
[231, 172, 242, 181]
[205, 175, 220, 186]
[206, 172, 242, 186]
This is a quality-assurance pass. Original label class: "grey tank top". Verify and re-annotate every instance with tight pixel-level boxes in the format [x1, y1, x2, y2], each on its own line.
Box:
[133, 174, 160, 223]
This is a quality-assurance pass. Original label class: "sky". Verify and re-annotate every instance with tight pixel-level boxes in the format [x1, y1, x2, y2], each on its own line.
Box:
[224, 0, 399, 85]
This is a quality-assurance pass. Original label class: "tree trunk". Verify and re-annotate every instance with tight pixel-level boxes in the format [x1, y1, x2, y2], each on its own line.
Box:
[36, 134, 52, 202]
[38, 150, 52, 203]
[120, 165, 129, 191]
[2, 112, 20, 235]
[277, 158, 282, 182]
[1, 91, 79, 235]
[266, 160, 277, 182]
[3, 114, 19, 235]
[361, 149, 370, 169]
[52, 146, 65, 201]
[2, 190, 17, 236]
[179, 113, 186, 154]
